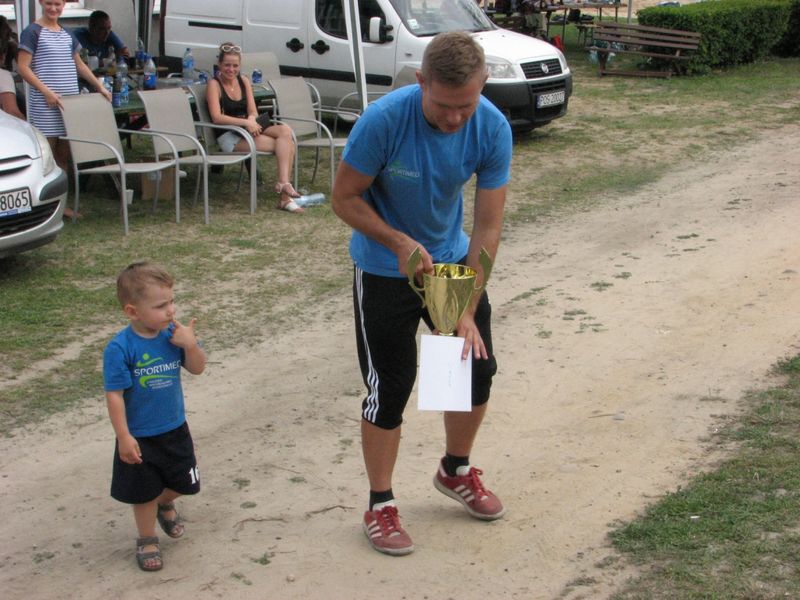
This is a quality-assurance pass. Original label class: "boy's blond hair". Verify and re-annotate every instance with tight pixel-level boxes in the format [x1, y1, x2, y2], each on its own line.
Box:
[421, 31, 486, 87]
[116, 262, 174, 306]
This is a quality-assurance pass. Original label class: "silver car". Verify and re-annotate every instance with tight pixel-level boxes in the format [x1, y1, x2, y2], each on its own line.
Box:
[0, 111, 67, 258]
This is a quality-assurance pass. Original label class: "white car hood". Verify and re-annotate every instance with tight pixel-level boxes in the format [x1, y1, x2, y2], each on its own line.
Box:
[0, 112, 39, 160]
[473, 29, 559, 63]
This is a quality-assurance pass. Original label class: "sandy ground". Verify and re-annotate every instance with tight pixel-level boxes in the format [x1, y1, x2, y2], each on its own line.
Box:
[2, 125, 799, 599]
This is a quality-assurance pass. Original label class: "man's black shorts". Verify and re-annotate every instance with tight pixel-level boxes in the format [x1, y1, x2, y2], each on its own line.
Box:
[110, 421, 200, 504]
[353, 263, 497, 430]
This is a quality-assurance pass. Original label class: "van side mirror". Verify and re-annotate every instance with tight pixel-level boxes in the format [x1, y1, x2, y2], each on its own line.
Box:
[368, 16, 393, 43]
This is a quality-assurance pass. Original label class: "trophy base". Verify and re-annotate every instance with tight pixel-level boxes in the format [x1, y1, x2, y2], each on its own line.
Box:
[417, 334, 472, 412]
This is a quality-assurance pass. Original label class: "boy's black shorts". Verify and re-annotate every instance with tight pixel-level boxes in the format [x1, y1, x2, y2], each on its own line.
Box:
[111, 421, 201, 504]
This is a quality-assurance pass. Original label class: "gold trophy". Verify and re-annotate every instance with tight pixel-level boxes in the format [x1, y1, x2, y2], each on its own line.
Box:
[406, 247, 493, 335]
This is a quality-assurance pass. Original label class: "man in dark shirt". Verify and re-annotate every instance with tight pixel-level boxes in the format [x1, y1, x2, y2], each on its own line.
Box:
[72, 10, 130, 61]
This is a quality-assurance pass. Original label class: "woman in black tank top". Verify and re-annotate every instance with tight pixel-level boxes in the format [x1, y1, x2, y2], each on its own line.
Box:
[207, 42, 304, 213]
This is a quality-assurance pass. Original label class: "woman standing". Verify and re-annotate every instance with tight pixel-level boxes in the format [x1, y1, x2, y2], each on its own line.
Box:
[17, 0, 111, 216]
[207, 42, 303, 214]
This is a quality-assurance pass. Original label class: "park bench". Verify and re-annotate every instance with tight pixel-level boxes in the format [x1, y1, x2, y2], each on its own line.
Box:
[589, 22, 701, 78]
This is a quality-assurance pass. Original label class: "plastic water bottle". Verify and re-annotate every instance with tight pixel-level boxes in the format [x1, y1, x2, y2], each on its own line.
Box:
[117, 59, 129, 105]
[105, 47, 117, 75]
[182, 47, 195, 82]
[136, 38, 146, 70]
[103, 75, 113, 96]
[198, 70, 209, 84]
[143, 54, 157, 90]
[112, 71, 123, 108]
[251, 68, 262, 84]
[294, 193, 326, 208]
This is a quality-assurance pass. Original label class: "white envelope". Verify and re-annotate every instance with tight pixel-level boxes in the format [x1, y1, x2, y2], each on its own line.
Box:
[418, 334, 472, 412]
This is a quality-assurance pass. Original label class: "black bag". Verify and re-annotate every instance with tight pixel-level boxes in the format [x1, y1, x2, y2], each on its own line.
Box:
[255, 113, 273, 129]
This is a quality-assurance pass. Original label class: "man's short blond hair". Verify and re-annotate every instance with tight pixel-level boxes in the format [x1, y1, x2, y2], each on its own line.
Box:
[421, 31, 486, 87]
[116, 262, 174, 306]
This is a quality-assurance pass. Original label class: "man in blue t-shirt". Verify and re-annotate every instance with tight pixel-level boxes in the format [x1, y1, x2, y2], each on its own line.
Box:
[72, 10, 130, 61]
[332, 31, 513, 557]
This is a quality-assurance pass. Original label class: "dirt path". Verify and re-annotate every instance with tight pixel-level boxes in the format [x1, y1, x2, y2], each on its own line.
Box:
[1, 126, 798, 599]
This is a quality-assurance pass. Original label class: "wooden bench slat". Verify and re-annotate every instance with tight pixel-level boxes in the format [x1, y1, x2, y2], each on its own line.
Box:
[594, 37, 701, 51]
[598, 23, 701, 39]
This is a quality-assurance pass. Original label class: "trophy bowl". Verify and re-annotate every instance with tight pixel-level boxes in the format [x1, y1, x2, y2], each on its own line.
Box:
[406, 247, 493, 336]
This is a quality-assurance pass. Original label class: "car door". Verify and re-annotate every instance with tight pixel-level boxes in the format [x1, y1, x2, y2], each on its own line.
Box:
[307, 0, 399, 108]
[243, 0, 309, 75]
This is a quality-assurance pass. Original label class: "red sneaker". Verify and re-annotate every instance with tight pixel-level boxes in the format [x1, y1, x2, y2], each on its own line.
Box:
[433, 459, 506, 520]
[362, 504, 414, 556]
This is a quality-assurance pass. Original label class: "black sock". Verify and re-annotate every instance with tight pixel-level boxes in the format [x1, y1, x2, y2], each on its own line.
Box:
[443, 453, 469, 477]
[369, 489, 394, 510]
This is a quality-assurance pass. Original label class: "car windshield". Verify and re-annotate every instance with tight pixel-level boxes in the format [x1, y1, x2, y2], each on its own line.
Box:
[388, 0, 495, 36]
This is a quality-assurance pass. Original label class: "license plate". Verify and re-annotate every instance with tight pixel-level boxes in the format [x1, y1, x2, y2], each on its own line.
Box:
[0, 187, 32, 218]
[537, 90, 565, 108]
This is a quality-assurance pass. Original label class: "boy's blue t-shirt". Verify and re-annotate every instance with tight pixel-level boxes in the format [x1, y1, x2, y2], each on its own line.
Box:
[103, 325, 186, 438]
[342, 84, 512, 278]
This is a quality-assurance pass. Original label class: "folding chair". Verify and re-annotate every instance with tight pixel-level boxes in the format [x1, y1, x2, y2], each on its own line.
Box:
[60, 93, 180, 235]
[139, 87, 257, 223]
[268, 77, 358, 192]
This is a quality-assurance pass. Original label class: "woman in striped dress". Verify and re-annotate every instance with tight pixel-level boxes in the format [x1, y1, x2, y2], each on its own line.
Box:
[17, 0, 111, 216]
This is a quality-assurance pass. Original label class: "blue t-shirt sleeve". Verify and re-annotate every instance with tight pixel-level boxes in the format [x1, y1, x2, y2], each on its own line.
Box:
[476, 118, 513, 191]
[103, 339, 132, 392]
[18, 24, 41, 55]
[342, 103, 390, 179]
[109, 31, 126, 51]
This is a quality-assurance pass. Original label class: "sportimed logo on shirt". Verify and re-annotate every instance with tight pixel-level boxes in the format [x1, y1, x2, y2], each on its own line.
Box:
[386, 160, 420, 181]
[134, 353, 181, 389]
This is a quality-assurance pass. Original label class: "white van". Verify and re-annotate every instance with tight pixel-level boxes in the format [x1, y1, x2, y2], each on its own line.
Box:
[163, 0, 573, 132]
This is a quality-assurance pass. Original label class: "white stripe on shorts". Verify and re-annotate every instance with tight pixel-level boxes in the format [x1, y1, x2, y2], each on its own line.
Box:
[355, 266, 381, 423]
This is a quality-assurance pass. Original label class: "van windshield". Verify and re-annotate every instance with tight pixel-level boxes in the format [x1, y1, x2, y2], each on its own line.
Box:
[388, 0, 495, 36]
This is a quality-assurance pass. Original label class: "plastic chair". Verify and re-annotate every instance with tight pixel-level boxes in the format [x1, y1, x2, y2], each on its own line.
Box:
[139, 87, 257, 223]
[59, 93, 180, 235]
[268, 77, 358, 192]
[240, 51, 321, 112]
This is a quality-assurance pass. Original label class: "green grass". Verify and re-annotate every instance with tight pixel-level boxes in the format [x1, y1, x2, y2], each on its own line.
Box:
[1, 47, 798, 435]
[609, 355, 800, 599]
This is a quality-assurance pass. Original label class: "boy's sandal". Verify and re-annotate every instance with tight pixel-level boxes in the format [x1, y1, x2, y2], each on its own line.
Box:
[136, 536, 163, 572]
[157, 502, 184, 539]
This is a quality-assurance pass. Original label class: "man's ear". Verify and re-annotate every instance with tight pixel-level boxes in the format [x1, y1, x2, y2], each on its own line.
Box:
[123, 303, 138, 320]
[415, 70, 425, 87]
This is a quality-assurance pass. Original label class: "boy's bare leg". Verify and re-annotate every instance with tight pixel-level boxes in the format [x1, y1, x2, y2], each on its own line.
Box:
[132, 500, 160, 570]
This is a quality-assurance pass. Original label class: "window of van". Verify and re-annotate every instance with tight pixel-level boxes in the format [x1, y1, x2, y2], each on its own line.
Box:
[390, 0, 493, 36]
[316, 0, 386, 40]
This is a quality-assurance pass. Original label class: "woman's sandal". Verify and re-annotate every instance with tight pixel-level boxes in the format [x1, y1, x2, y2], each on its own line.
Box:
[275, 182, 304, 214]
[157, 502, 185, 539]
[136, 536, 163, 572]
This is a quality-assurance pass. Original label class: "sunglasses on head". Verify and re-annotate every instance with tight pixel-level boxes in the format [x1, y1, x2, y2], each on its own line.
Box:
[219, 44, 242, 54]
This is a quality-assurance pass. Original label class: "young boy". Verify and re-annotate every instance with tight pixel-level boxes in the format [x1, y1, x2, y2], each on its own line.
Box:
[103, 262, 206, 572]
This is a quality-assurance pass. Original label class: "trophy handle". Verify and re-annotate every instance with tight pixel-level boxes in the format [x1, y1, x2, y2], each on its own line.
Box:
[474, 247, 494, 296]
[405, 246, 426, 306]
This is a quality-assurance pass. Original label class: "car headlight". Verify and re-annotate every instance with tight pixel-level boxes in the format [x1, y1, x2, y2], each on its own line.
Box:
[32, 126, 57, 176]
[554, 48, 569, 72]
[485, 57, 516, 80]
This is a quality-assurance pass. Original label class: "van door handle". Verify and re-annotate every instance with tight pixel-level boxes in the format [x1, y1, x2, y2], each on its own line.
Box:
[286, 38, 304, 53]
[311, 40, 330, 55]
